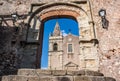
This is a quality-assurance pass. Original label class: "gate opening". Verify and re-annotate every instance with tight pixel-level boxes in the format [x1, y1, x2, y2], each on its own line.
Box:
[41, 18, 79, 69]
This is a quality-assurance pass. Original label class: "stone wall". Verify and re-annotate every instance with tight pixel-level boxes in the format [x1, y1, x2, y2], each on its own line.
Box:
[0, 26, 18, 74]
[91, 0, 120, 81]
[0, 0, 79, 15]
[0, 26, 12, 54]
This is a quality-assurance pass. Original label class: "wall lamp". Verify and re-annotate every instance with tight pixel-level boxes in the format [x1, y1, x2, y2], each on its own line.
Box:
[99, 9, 109, 29]
[11, 12, 18, 26]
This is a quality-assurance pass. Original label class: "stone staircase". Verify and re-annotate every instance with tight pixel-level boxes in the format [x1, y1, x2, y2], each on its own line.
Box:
[0, 69, 116, 81]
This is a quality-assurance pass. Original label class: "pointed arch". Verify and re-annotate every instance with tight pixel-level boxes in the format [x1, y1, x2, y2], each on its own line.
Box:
[28, 2, 88, 24]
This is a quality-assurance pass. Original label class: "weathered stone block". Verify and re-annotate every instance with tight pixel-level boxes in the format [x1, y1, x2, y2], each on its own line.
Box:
[17, 69, 36, 76]
[67, 70, 85, 75]
[67, 70, 103, 76]
[27, 76, 39, 81]
[52, 76, 73, 81]
[52, 70, 67, 76]
[36, 69, 52, 75]
[39, 77, 52, 81]
[74, 76, 91, 81]
[8, 75, 27, 81]
[85, 70, 104, 76]
[90, 76, 105, 81]
[1, 76, 9, 81]
[105, 77, 116, 81]
[66, 70, 75, 75]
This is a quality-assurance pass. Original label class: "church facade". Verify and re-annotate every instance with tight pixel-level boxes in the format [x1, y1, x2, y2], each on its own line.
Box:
[48, 22, 80, 70]
[48, 22, 98, 70]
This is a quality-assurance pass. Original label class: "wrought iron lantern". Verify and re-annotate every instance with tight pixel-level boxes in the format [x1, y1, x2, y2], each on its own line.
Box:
[99, 9, 109, 29]
[11, 12, 18, 25]
[99, 9, 106, 17]
[11, 12, 18, 20]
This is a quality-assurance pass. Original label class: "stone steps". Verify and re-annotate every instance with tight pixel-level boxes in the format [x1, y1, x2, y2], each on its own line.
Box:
[0, 69, 116, 81]
[17, 69, 104, 76]
[1, 75, 116, 81]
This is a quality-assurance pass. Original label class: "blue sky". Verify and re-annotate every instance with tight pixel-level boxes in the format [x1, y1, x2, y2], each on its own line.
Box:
[41, 18, 79, 69]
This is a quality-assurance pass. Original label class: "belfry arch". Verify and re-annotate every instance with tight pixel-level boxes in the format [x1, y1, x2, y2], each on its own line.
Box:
[25, 1, 99, 71]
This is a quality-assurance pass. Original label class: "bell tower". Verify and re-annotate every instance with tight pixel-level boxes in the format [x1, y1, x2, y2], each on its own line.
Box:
[53, 22, 61, 36]
[48, 22, 63, 70]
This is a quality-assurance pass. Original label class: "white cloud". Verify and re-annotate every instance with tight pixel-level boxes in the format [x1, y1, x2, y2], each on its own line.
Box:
[41, 67, 48, 69]
[61, 30, 68, 36]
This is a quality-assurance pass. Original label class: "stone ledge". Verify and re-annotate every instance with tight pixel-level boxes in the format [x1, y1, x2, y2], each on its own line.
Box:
[105, 77, 116, 81]
[17, 69, 52, 76]
[2, 69, 104, 77]
[17, 69, 37, 76]
[67, 70, 85, 75]
[84, 70, 104, 76]
[17, 69, 104, 76]
[36, 69, 52, 75]
[67, 70, 104, 76]
[52, 70, 67, 76]
[0, 75, 116, 81]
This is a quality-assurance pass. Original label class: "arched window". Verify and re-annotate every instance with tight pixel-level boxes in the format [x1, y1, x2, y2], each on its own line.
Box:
[53, 43, 58, 51]
[68, 44, 73, 53]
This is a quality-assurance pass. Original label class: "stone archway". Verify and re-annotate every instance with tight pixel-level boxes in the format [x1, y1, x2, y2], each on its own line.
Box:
[26, 1, 99, 70]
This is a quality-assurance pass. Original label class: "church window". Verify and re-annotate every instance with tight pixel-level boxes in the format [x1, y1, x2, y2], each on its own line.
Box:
[68, 44, 73, 53]
[53, 43, 58, 51]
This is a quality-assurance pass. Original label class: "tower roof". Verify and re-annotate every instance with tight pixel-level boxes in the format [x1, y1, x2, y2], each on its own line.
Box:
[53, 21, 61, 36]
